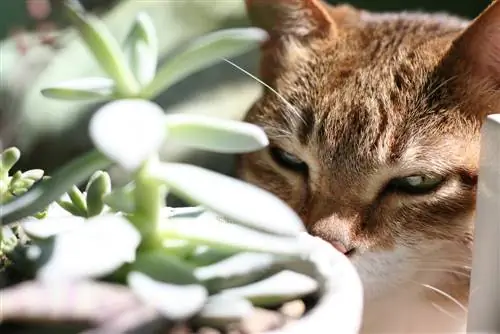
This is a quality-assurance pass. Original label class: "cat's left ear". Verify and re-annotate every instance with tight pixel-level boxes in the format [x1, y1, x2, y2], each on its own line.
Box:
[245, 0, 335, 40]
[442, 0, 500, 107]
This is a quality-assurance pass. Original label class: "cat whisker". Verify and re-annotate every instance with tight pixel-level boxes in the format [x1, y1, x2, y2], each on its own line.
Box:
[431, 302, 464, 321]
[223, 58, 305, 131]
[416, 268, 471, 278]
[419, 282, 467, 313]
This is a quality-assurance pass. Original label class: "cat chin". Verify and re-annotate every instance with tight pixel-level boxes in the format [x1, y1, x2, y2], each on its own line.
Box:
[351, 245, 418, 301]
[353, 243, 469, 333]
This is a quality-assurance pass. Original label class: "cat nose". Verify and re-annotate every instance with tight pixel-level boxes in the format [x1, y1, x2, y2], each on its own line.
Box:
[331, 240, 349, 254]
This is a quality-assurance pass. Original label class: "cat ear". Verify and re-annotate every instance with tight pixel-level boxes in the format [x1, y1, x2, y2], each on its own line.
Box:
[444, 0, 500, 89]
[245, 0, 334, 40]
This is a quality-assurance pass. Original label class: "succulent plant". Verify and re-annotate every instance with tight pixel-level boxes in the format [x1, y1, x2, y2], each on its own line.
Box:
[0, 2, 364, 333]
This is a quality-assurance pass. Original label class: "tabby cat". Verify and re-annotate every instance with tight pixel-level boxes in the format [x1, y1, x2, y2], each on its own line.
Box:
[237, 0, 500, 332]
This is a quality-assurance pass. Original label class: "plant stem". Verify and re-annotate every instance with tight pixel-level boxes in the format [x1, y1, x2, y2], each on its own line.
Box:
[0, 149, 112, 226]
[129, 155, 166, 249]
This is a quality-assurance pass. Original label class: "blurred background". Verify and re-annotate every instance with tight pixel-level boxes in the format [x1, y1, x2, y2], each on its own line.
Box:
[0, 0, 491, 189]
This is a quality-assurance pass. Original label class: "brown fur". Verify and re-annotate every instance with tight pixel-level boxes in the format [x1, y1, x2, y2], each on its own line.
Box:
[238, 0, 500, 332]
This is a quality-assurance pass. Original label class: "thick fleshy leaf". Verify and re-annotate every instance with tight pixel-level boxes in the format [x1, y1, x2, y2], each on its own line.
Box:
[36, 214, 141, 282]
[141, 28, 268, 98]
[220, 270, 318, 306]
[123, 12, 158, 86]
[130, 250, 199, 285]
[56, 200, 86, 217]
[65, 1, 140, 96]
[103, 183, 136, 213]
[89, 99, 166, 171]
[158, 216, 304, 256]
[162, 239, 196, 259]
[40, 77, 116, 101]
[0, 147, 21, 173]
[85, 170, 112, 217]
[185, 245, 236, 267]
[21, 169, 45, 181]
[68, 185, 88, 216]
[163, 206, 205, 219]
[196, 294, 254, 327]
[0, 150, 112, 225]
[20, 202, 86, 239]
[151, 163, 305, 237]
[164, 114, 268, 153]
[127, 271, 207, 320]
[194, 252, 285, 294]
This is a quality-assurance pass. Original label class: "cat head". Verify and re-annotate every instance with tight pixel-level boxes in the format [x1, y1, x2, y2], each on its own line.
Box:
[238, 0, 500, 300]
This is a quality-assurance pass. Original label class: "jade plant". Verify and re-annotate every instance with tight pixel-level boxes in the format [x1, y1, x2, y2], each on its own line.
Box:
[0, 1, 339, 332]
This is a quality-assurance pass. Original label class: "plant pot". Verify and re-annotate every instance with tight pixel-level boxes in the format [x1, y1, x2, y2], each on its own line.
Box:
[0, 234, 363, 334]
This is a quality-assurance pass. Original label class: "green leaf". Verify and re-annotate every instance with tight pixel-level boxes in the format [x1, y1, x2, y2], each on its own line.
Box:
[10, 178, 36, 191]
[185, 246, 235, 267]
[89, 100, 166, 171]
[161, 239, 196, 259]
[64, 1, 140, 96]
[68, 185, 88, 216]
[158, 215, 305, 256]
[36, 214, 141, 282]
[164, 206, 205, 219]
[127, 271, 207, 320]
[41, 77, 116, 101]
[123, 12, 158, 87]
[196, 294, 254, 328]
[130, 250, 199, 285]
[194, 252, 286, 294]
[151, 163, 305, 237]
[0, 150, 112, 225]
[141, 27, 268, 99]
[0, 147, 20, 173]
[21, 169, 45, 182]
[164, 114, 268, 153]
[85, 170, 111, 217]
[219, 270, 318, 307]
[21, 210, 85, 239]
[56, 200, 86, 217]
[103, 182, 136, 213]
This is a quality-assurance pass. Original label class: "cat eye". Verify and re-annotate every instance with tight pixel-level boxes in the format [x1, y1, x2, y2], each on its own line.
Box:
[386, 174, 445, 195]
[269, 147, 308, 173]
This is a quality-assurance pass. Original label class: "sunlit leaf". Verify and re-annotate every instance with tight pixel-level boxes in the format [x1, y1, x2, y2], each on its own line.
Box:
[64, 1, 140, 96]
[41, 77, 116, 101]
[130, 250, 199, 285]
[21, 169, 45, 181]
[164, 114, 268, 153]
[220, 270, 318, 306]
[123, 12, 158, 86]
[21, 213, 85, 239]
[127, 271, 207, 320]
[89, 99, 166, 171]
[36, 214, 141, 282]
[85, 170, 111, 217]
[163, 206, 205, 219]
[0, 149, 112, 226]
[56, 200, 85, 217]
[194, 252, 286, 294]
[196, 294, 254, 327]
[141, 28, 268, 98]
[103, 182, 136, 213]
[67, 185, 88, 216]
[159, 216, 304, 256]
[151, 163, 305, 237]
[185, 245, 236, 267]
[162, 239, 196, 259]
[0, 147, 20, 173]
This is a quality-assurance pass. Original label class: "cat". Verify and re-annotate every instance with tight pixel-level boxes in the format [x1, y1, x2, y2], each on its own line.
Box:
[237, 0, 500, 332]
